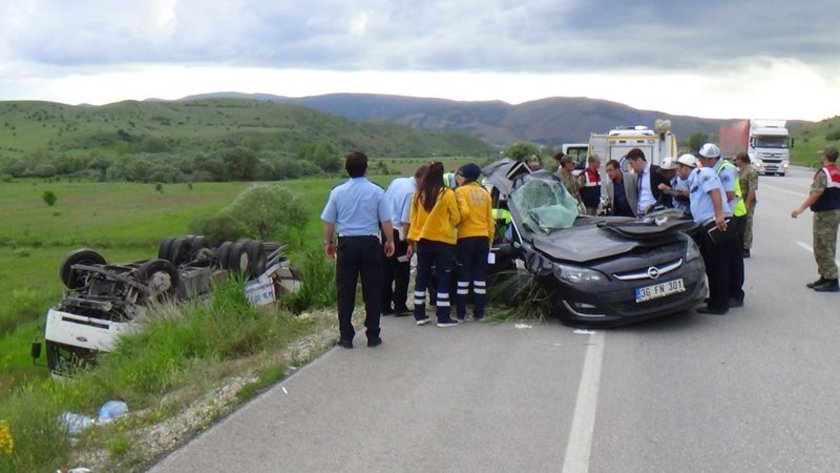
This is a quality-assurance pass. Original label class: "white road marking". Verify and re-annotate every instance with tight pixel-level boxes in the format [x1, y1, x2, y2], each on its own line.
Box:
[562, 331, 605, 473]
[796, 241, 840, 266]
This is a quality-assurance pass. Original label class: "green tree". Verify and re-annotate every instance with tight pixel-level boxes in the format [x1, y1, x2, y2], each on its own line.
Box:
[298, 141, 341, 173]
[215, 147, 258, 181]
[505, 142, 541, 160]
[688, 132, 710, 153]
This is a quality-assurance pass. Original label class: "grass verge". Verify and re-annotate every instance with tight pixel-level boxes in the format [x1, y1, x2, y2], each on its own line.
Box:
[0, 275, 336, 473]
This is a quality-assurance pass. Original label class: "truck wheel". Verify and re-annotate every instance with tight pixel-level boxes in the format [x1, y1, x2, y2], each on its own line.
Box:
[137, 259, 180, 301]
[190, 235, 210, 251]
[244, 240, 267, 278]
[168, 238, 193, 266]
[158, 237, 175, 260]
[216, 241, 233, 269]
[60, 249, 107, 289]
[226, 242, 250, 276]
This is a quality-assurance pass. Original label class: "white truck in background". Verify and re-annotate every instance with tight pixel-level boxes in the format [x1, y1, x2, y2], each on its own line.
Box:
[719, 119, 792, 176]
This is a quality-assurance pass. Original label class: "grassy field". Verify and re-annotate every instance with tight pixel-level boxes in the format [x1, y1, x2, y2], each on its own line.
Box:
[0, 156, 481, 394]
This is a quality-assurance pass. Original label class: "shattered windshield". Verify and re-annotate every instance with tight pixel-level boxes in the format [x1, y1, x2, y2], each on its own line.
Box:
[510, 178, 579, 234]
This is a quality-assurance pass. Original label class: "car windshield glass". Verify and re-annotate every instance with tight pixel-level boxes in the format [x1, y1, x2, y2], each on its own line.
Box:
[510, 178, 578, 234]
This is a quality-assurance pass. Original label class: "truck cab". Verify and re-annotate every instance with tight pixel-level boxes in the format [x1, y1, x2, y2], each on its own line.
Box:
[749, 120, 791, 176]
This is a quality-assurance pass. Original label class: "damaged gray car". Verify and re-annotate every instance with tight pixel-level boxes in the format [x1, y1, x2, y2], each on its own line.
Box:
[485, 159, 707, 326]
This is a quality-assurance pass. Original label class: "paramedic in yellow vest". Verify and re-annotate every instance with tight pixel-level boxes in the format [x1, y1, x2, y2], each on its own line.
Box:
[453, 163, 495, 322]
[699, 143, 746, 308]
[407, 162, 462, 327]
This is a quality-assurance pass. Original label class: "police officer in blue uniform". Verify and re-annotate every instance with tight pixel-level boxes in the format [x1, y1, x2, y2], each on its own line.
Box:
[676, 154, 734, 315]
[321, 152, 395, 349]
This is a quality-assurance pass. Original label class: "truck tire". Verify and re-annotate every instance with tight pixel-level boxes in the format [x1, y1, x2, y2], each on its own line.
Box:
[137, 259, 180, 301]
[190, 235, 210, 252]
[226, 242, 250, 275]
[60, 249, 107, 289]
[168, 238, 193, 266]
[216, 241, 233, 269]
[244, 240, 266, 278]
[158, 237, 176, 261]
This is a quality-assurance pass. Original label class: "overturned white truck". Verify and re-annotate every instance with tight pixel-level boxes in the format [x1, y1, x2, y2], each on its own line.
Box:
[41, 236, 300, 376]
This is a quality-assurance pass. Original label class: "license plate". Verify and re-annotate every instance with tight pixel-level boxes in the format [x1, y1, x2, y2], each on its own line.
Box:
[634, 278, 685, 303]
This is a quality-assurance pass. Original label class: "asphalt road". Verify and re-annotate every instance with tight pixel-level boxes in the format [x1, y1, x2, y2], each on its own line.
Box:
[148, 166, 840, 473]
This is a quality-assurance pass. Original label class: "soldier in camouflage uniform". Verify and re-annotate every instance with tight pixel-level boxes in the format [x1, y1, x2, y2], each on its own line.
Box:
[554, 154, 581, 203]
[791, 146, 840, 292]
[736, 153, 759, 258]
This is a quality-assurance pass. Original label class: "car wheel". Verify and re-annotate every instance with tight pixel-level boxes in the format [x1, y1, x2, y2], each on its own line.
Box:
[137, 259, 180, 301]
[226, 242, 250, 276]
[59, 249, 107, 289]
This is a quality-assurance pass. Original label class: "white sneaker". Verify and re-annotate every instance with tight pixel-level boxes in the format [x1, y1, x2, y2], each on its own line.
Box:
[416, 317, 431, 326]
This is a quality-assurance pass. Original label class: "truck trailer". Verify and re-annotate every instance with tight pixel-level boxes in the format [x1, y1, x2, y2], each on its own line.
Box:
[719, 119, 792, 176]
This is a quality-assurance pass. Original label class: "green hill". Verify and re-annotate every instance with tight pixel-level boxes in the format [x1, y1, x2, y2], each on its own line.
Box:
[790, 115, 840, 167]
[0, 98, 495, 181]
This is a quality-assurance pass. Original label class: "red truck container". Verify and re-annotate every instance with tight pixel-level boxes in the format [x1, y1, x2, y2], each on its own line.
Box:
[718, 119, 750, 158]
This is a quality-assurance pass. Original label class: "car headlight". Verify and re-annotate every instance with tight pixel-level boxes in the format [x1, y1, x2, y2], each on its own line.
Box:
[685, 238, 701, 262]
[554, 263, 605, 284]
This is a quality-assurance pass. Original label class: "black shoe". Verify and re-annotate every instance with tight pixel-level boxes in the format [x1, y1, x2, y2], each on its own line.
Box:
[337, 339, 353, 349]
[807, 277, 827, 289]
[367, 337, 383, 348]
[697, 307, 728, 315]
[729, 298, 744, 308]
[742, 249, 751, 258]
[813, 279, 840, 292]
[382, 307, 394, 316]
[393, 308, 412, 317]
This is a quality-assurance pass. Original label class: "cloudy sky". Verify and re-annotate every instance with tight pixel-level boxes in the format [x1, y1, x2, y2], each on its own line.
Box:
[1, 0, 838, 121]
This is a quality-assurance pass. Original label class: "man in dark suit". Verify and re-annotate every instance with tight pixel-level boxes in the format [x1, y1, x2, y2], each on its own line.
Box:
[602, 159, 636, 217]
[625, 148, 667, 216]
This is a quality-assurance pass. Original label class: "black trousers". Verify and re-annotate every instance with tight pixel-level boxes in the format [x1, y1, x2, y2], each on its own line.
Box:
[698, 229, 736, 312]
[728, 216, 746, 303]
[336, 236, 383, 342]
[381, 228, 411, 312]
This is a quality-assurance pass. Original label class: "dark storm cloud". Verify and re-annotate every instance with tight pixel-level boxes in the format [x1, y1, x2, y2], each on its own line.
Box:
[2, 0, 838, 73]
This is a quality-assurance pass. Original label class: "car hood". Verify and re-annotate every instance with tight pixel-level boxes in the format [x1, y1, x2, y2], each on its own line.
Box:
[527, 215, 694, 264]
[529, 223, 640, 263]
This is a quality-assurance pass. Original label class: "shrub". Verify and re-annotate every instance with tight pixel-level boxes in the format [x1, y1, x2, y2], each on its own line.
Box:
[41, 190, 57, 206]
[825, 130, 840, 141]
[279, 247, 337, 313]
[186, 211, 250, 246]
[226, 184, 308, 242]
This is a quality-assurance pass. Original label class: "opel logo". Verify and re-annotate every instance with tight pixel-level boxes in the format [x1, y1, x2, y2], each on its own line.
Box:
[647, 266, 660, 280]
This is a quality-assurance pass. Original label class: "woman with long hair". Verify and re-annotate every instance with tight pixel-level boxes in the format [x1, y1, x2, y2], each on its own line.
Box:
[407, 161, 462, 327]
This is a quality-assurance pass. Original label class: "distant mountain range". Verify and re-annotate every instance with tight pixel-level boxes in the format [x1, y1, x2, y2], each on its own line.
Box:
[182, 92, 811, 146]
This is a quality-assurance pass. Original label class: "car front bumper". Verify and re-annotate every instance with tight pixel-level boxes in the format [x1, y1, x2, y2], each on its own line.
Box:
[546, 258, 707, 326]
